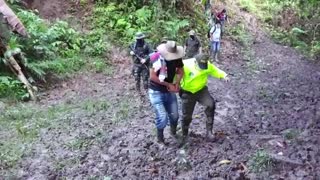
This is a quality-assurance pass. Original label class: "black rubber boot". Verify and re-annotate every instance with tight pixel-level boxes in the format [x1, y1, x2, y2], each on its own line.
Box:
[135, 81, 141, 93]
[170, 124, 177, 136]
[180, 126, 189, 147]
[206, 117, 215, 141]
[182, 126, 188, 136]
[157, 129, 165, 144]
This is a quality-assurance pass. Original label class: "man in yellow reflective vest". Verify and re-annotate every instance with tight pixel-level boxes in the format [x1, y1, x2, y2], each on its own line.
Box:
[179, 54, 229, 144]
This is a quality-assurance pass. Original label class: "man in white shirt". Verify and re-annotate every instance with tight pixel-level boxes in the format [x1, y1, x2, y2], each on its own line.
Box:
[209, 21, 222, 61]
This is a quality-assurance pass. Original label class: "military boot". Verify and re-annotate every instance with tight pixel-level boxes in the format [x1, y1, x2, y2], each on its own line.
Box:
[135, 82, 141, 93]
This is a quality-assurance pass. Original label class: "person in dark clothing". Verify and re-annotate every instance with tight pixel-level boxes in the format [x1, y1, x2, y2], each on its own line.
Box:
[184, 30, 202, 58]
[148, 41, 184, 144]
[129, 32, 153, 95]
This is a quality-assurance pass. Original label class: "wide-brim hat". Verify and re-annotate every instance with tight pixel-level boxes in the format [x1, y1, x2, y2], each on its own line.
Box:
[195, 54, 209, 70]
[157, 41, 184, 61]
[135, 32, 145, 39]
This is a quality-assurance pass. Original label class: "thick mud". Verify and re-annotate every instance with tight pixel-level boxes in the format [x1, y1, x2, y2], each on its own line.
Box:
[1, 31, 319, 179]
[1, 3, 320, 178]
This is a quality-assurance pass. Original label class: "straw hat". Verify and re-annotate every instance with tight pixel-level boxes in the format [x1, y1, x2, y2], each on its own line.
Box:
[157, 41, 184, 61]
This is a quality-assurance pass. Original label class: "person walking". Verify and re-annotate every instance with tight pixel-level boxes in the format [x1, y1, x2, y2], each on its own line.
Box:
[148, 40, 184, 144]
[209, 21, 222, 61]
[129, 32, 153, 96]
[179, 54, 229, 144]
[184, 30, 202, 58]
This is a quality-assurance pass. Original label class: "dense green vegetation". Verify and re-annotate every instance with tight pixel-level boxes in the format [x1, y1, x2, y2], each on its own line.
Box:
[1, 0, 319, 101]
[0, 0, 208, 101]
[0, 8, 109, 101]
[90, 0, 207, 46]
[239, 0, 320, 59]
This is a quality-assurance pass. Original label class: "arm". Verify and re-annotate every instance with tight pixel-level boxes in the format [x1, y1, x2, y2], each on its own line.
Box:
[208, 63, 227, 79]
[145, 44, 153, 63]
[129, 44, 135, 56]
[184, 39, 188, 53]
[175, 67, 184, 85]
[149, 68, 176, 90]
[174, 58, 185, 91]
[173, 67, 184, 92]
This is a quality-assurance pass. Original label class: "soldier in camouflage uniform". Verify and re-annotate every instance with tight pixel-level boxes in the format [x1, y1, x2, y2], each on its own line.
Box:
[129, 32, 153, 95]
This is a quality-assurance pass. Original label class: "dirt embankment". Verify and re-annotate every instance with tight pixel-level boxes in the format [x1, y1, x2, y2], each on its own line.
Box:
[23, 0, 94, 20]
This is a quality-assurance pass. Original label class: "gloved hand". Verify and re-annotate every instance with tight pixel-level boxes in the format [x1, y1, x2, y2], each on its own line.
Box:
[140, 58, 146, 64]
[130, 51, 135, 56]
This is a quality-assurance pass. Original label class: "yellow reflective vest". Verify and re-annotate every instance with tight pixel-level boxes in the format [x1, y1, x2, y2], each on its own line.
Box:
[180, 58, 227, 94]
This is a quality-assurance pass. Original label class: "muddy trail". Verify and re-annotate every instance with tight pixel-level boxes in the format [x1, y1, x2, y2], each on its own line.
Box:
[1, 15, 320, 180]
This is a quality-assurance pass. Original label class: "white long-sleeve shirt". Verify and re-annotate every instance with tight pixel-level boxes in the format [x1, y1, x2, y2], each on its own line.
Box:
[210, 25, 221, 42]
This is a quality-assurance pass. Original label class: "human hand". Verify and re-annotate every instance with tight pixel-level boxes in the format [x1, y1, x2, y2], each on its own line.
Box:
[224, 76, 230, 82]
[167, 83, 178, 92]
[140, 58, 146, 64]
[130, 51, 135, 56]
[174, 83, 180, 92]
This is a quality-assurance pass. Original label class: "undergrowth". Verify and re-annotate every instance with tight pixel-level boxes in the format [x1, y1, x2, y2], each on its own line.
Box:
[0, 97, 136, 171]
[0, 9, 110, 100]
[238, 0, 320, 60]
[90, 2, 191, 46]
[249, 149, 274, 173]
[1, 0, 207, 101]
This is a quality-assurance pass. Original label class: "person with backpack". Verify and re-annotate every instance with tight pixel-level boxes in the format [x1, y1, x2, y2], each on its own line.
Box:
[184, 30, 202, 58]
[129, 32, 153, 96]
[148, 40, 184, 145]
[209, 21, 222, 61]
[179, 54, 229, 145]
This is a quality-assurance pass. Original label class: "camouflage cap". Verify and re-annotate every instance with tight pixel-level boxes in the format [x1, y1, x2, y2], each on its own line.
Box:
[135, 32, 145, 39]
[189, 30, 195, 36]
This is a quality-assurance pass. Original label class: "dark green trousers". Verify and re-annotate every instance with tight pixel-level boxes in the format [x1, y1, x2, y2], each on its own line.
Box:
[179, 86, 216, 136]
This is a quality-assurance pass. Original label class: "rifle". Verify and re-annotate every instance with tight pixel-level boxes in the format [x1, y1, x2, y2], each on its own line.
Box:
[129, 45, 149, 69]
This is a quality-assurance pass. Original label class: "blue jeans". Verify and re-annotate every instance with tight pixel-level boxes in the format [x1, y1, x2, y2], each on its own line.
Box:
[148, 89, 179, 130]
[211, 41, 220, 54]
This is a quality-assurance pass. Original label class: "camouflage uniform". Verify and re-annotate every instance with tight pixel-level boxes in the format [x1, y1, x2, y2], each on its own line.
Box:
[129, 32, 153, 93]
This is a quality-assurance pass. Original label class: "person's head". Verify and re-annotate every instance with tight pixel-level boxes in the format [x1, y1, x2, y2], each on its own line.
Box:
[195, 54, 209, 70]
[215, 20, 221, 28]
[135, 32, 145, 44]
[222, 9, 226, 13]
[157, 40, 184, 61]
[188, 30, 196, 39]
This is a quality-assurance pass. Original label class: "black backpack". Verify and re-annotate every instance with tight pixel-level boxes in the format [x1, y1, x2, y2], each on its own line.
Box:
[207, 26, 216, 39]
